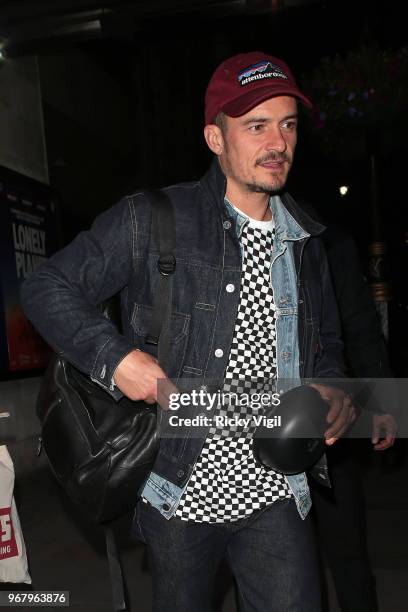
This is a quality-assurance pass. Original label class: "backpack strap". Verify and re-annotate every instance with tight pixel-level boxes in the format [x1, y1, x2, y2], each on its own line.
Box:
[144, 188, 176, 349]
[106, 188, 176, 612]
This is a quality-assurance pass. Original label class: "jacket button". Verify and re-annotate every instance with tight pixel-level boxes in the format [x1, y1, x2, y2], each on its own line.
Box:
[177, 469, 185, 478]
[226, 284, 235, 293]
[223, 220, 231, 229]
[215, 348, 224, 358]
[162, 503, 170, 511]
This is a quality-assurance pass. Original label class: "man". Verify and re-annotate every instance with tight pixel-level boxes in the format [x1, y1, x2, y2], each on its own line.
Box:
[21, 52, 355, 611]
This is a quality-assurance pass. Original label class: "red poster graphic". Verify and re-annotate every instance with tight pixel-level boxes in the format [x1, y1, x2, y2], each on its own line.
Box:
[0, 506, 18, 560]
[0, 178, 59, 372]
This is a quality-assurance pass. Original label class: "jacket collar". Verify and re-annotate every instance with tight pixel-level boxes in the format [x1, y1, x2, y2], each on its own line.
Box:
[200, 157, 325, 238]
[279, 192, 325, 237]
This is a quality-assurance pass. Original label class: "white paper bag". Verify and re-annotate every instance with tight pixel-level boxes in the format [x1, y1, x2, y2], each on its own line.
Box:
[0, 446, 31, 583]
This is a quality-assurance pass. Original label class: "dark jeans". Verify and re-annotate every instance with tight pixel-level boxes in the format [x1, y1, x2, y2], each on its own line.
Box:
[312, 440, 378, 612]
[132, 498, 321, 612]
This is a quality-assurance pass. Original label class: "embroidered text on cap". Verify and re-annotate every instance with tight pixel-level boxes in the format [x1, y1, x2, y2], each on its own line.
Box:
[238, 61, 288, 87]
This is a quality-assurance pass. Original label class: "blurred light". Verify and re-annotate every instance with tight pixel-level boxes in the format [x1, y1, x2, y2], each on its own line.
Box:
[51, 19, 101, 36]
[339, 185, 349, 196]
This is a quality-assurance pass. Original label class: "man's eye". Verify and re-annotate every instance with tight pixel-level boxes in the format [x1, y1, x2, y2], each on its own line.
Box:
[282, 121, 297, 130]
[249, 124, 263, 132]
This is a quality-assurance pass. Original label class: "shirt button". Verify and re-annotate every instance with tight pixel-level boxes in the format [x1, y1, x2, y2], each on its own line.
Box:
[226, 283, 235, 293]
[223, 220, 231, 229]
[162, 503, 170, 512]
[215, 348, 224, 358]
[177, 469, 185, 478]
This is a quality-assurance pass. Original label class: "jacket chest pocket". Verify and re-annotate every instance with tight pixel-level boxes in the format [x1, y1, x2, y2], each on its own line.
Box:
[182, 302, 216, 377]
[131, 303, 190, 377]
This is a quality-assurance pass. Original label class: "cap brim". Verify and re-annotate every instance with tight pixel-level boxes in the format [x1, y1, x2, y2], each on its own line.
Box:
[221, 85, 313, 118]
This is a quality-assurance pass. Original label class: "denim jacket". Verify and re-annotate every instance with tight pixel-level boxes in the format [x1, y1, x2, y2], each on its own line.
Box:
[21, 159, 345, 521]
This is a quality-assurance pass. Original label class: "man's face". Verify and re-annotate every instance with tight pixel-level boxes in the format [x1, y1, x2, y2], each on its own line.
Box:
[214, 96, 298, 195]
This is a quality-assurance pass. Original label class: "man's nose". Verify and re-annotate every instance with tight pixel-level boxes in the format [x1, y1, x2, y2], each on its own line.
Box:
[265, 127, 287, 153]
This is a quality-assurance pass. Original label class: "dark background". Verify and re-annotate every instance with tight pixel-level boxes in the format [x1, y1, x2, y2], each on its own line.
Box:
[1, 0, 407, 371]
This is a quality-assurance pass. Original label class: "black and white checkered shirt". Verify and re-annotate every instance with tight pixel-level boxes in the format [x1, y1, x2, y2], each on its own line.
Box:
[175, 212, 292, 523]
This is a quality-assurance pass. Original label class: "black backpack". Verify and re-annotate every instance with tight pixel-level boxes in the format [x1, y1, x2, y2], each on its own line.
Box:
[35, 189, 176, 611]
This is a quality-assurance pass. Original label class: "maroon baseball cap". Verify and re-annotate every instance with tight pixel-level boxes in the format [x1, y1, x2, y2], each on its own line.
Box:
[205, 51, 313, 125]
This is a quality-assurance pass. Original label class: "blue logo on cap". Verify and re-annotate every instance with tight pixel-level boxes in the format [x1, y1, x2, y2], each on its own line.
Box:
[238, 61, 288, 87]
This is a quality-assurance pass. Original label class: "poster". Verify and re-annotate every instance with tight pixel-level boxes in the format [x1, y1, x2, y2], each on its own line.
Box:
[0, 176, 59, 373]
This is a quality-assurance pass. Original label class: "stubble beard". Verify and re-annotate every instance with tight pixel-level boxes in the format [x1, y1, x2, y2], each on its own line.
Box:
[220, 147, 292, 195]
[223, 160, 290, 195]
[245, 165, 291, 194]
[226, 152, 292, 194]
[247, 151, 292, 194]
[245, 176, 286, 194]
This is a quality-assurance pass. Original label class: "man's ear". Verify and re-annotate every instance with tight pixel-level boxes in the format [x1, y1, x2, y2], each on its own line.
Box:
[204, 124, 224, 156]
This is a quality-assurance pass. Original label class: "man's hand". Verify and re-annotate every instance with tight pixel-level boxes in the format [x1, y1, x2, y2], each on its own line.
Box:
[372, 413, 397, 450]
[113, 350, 177, 409]
[309, 383, 356, 446]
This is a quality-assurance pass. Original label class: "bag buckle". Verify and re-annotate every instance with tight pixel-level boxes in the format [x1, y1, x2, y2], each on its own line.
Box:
[157, 254, 176, 276]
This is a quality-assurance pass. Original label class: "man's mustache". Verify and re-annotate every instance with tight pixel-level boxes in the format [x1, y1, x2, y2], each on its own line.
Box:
[256, 152, 291, 165]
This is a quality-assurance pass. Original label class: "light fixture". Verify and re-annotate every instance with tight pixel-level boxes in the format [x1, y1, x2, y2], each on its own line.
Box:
[339, 186, 349, 196]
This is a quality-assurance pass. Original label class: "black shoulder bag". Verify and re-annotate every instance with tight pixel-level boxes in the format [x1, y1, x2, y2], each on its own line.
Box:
[35, 189, 176, 611]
